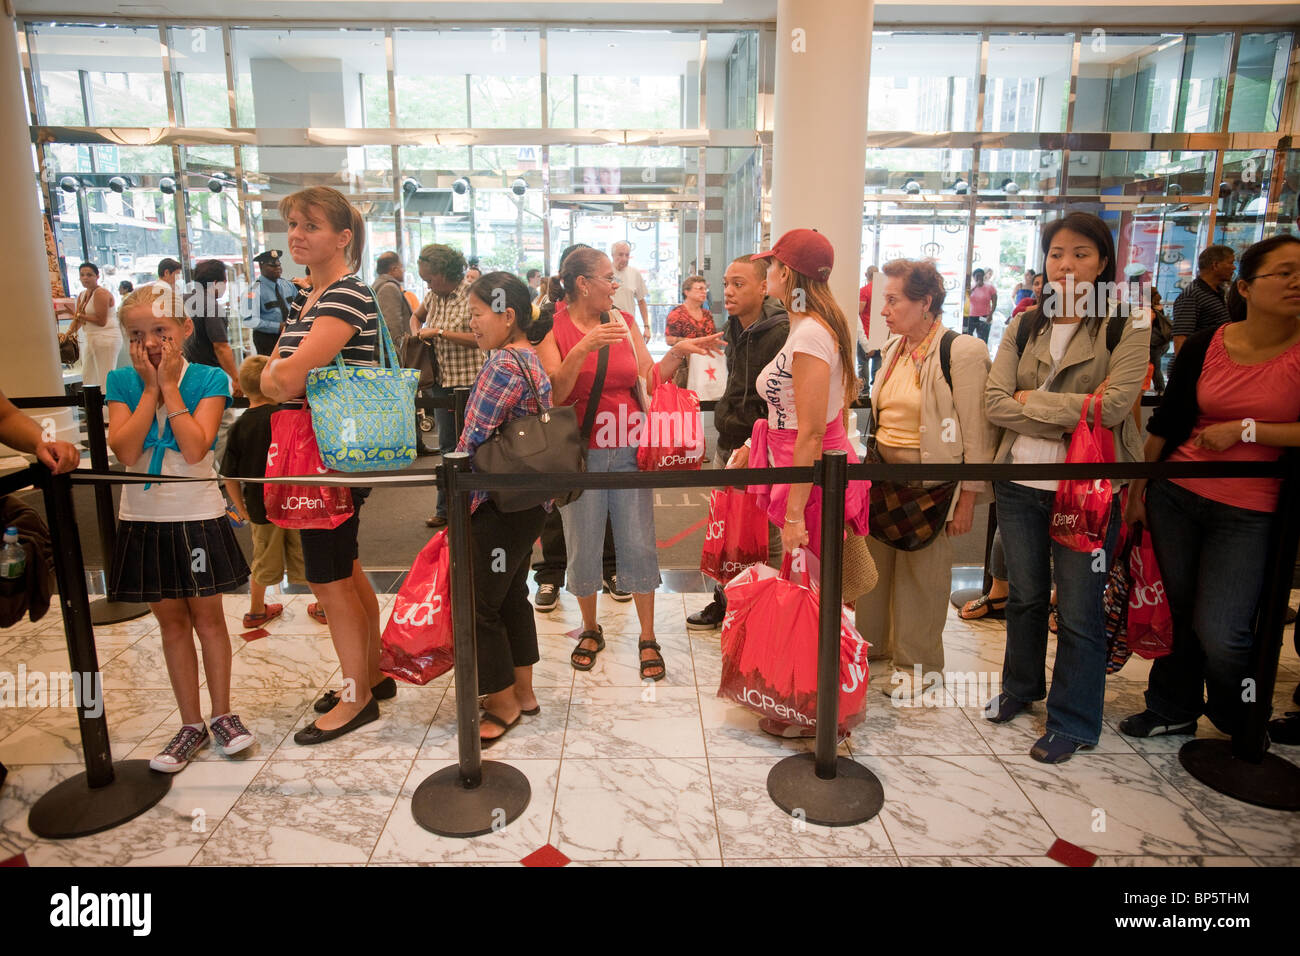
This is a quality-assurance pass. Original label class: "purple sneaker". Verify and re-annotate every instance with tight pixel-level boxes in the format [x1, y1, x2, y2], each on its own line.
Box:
[210, 713, 255, 755]
[149, 725, 209, 773]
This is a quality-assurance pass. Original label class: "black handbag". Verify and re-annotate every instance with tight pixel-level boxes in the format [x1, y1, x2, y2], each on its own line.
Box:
[399, 332, 438, 391]
[472, 349, 585, 512]
[58, 332, 79, 366]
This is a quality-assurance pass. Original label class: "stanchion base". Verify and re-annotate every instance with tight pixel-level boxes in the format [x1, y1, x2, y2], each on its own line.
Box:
[1178, 739, 1300, 811]
[89, 598, 150, 626]
[767, 753, 884, 827]
[28, 760, 172, 839]
[949, 587, 985, 611]
[411, 761, 531, 838]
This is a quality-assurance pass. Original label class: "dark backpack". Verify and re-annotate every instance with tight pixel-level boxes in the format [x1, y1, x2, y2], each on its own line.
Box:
[1014, 308, 1127, 356]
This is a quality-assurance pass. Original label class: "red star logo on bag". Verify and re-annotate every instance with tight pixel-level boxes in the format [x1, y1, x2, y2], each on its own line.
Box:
[706, 366, 717, 381]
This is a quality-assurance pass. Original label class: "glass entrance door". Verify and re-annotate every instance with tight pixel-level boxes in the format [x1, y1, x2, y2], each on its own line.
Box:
[549, 200, 689, 341]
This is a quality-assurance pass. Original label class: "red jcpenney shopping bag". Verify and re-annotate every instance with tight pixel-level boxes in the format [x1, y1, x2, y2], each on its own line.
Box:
[380, 531, 454, 685]
[263, 408, 353, 530]
[637, 368, 705, 472]
[1126, 525, 1173, 659]
[1051, 394, 1114, 552]
[700, 487, 770, 584]
[717, 559, 869, 737]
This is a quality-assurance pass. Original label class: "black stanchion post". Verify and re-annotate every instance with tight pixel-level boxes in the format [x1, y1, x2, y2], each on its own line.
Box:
[1178, 458, 1300, 810]
[453, 386, 470, 439]
[410, 452, 531, 837]
[27, 466, 171, 838]
[82, 385, 149, 625]
[766, 450, 884, 826]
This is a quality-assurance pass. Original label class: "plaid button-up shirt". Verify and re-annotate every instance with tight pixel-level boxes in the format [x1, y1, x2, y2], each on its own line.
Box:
[422, 278, 484, 387]
[456, 347, 553, 513]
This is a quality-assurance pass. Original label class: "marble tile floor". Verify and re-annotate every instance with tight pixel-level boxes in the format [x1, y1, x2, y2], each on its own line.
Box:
[0, 584, 1297, 867]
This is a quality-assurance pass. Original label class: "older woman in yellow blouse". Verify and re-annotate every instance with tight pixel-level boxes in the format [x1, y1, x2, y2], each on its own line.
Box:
[858, 258, 997, 700]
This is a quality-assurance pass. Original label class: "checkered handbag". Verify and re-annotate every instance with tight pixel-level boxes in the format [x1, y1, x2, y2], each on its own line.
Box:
[865, 443, 958, 551]
[1102, 526, 1136, 674]
[306, 287, 421, 473]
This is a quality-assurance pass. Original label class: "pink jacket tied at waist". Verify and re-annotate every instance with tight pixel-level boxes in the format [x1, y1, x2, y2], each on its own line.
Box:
[746, 416, 871, 559]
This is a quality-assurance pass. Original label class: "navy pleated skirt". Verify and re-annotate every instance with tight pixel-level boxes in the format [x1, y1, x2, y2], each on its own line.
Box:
[109, 518, 250, 603]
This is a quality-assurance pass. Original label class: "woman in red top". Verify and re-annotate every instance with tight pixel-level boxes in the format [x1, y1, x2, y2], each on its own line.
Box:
[1122, 234, 1300, 741]
[665, 275, 715, 344]
[537, 247, 721, 680]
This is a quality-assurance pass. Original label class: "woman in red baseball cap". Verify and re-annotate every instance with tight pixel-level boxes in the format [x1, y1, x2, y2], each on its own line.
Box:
[727, 228, 871, 737]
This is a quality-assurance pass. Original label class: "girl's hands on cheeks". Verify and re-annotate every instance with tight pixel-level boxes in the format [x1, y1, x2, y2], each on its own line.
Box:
[158, 337, 184, 391]
[129, 339, 159, 393]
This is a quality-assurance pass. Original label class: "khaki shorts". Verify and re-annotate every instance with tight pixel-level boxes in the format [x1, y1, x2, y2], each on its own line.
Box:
[249, 521, 307, 587]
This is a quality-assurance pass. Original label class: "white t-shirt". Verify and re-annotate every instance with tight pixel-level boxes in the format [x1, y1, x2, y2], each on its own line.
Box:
[113, 361, 229, 522]
[1010, 321, 1077, 491]
[757, 316, 845, 431]
[612, 265, 648, 317]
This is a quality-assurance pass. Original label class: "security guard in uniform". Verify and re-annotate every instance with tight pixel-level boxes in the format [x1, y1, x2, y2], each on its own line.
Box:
[250, 249, 299, 356]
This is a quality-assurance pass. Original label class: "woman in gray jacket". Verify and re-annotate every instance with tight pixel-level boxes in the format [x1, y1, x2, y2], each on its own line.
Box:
[861, 258, 997, 701]
[983, 212, 1150, 763]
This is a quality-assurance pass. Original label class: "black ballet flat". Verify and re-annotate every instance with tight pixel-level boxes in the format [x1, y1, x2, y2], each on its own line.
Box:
[294, 697, 379, 746]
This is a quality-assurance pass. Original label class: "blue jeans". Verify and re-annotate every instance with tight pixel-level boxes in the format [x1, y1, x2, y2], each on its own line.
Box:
[558, 446, 660, 597]
[1142, 479, 1273, 736]
[994, 480, 1121, 746]
[432, 386, 457, 517]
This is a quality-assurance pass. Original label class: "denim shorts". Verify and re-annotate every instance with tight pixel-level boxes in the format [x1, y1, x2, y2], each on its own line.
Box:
[558, 445, 660, 597]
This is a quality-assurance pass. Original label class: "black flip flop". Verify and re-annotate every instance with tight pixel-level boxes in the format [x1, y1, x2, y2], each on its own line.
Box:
[480, 710, 521, 749]
[521, 705, 541, 717]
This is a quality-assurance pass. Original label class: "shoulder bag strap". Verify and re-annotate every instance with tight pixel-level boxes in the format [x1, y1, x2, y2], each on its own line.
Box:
[503, 347, 543, 414]
[580, 314, 612, 440]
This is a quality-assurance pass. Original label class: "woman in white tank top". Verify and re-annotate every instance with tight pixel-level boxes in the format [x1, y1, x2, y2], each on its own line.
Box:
[67, 262, 122, 390]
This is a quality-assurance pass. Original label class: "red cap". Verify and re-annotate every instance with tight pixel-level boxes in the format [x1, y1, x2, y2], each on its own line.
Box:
[754, 228, 834, 281]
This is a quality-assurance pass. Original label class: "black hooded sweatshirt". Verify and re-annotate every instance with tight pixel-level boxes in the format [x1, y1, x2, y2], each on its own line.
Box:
[713, 295, 789, 456]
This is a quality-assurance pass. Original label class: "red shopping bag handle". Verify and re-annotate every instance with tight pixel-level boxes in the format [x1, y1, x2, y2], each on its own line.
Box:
[779, 550, 816, 587]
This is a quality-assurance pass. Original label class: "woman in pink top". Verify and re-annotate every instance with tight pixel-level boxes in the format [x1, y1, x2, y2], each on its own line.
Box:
[965, 268, 997, 343]
[537, 246, 721, 680]
[1122, 234, 1300, 741]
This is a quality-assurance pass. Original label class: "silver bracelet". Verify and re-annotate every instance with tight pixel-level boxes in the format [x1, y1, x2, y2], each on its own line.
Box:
[167, 409, 188, 420]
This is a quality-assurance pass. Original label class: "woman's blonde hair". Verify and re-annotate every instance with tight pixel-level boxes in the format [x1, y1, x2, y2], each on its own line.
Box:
[782, 265, 860, 420]
[119, 284, 182, 325]
[278, 186, 366, 271]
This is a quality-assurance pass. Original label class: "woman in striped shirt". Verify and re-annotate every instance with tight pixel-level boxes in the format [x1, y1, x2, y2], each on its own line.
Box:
[261, 186, 393, 746]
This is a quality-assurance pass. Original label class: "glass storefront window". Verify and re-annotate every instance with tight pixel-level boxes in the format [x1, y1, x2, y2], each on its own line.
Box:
[231, 27, 388, 129]
[1215, 149, 1275, 249]
[978, 150, 1063, 196]
[394, 29, 541, 128]
[709, 31, 759, 130]
[1067, 150, 1214, 197]
[865, 149, 974, 195]
[548, 29, 699, 128]
[551, 145, 694, 197]
[1229, 33, 1294, 132]
[864, 202, 971, 329]
[868, 33, 980, 132]
[168, 26, 230, 126]
[29, 23, 168, 126]
[46, 145, 181, 291]
[1076, 34, 1183, 133]
[986, 34, 1073, 133]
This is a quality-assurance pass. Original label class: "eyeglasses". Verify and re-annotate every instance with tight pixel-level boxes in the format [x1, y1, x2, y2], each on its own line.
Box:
[1249, 270, 1300, 284]
[585, 273, 618, 285]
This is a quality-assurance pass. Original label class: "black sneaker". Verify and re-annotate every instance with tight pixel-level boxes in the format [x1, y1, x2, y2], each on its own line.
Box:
[1117, 709, 1197, 738]
[534, 583, 559, 613]
[603, 577, 633, 602]
[687, 598, 726, 631]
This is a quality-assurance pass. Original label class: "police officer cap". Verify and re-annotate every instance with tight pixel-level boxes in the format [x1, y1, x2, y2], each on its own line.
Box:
[254, 249, 283, 266]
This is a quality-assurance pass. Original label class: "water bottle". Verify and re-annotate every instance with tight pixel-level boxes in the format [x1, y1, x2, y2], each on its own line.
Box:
[0, 527, 25, 581]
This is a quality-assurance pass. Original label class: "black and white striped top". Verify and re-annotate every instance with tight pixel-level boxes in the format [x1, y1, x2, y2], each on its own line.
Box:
[277, 275, 380, 368]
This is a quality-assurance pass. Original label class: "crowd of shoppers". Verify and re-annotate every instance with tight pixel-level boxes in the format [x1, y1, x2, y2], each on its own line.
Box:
[30, 191, 1300, 770]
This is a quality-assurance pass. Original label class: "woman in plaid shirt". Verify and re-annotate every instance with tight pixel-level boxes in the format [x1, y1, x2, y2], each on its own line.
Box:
[455, 271, 553, 747]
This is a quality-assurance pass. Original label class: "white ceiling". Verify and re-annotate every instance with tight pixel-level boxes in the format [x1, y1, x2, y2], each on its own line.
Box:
[13, 0, 1300, 27]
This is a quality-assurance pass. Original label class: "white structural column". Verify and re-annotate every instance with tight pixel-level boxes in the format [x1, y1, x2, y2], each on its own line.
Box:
[770, 0, 873, 329]
[0, 15, 75, 448]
